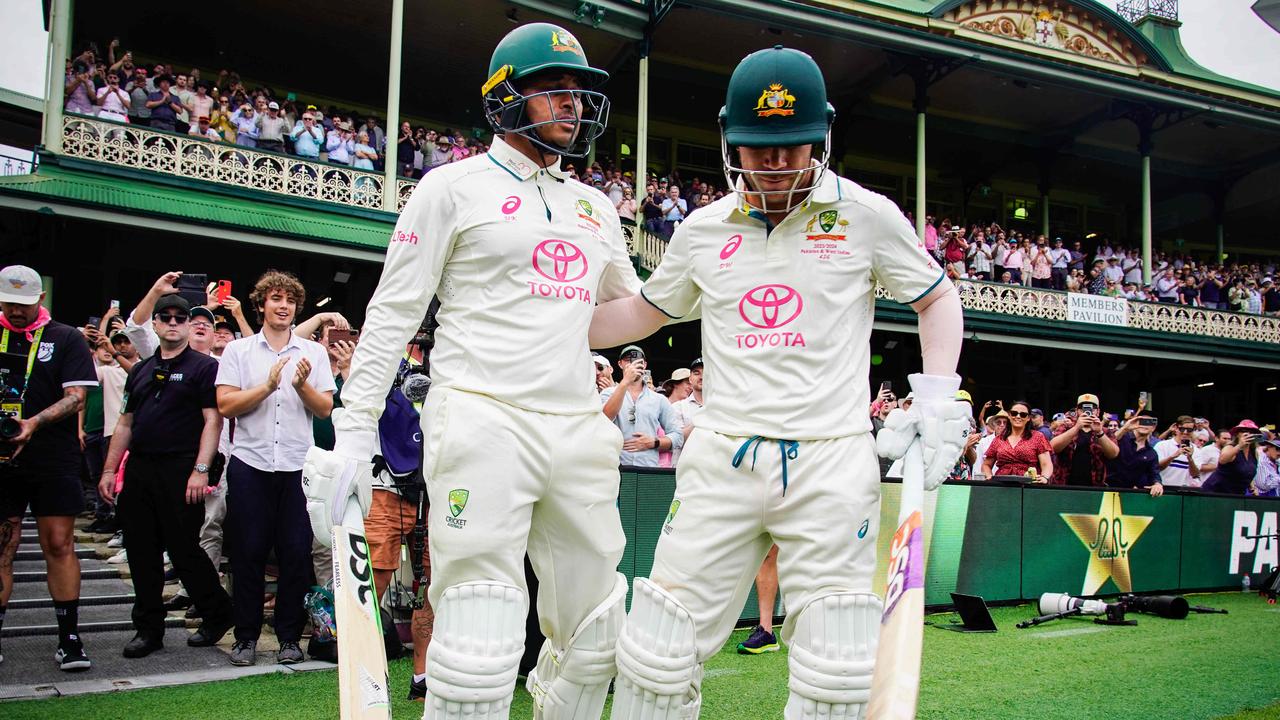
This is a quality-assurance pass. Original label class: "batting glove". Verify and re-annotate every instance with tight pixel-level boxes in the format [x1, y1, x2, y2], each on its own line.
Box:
[302, 410, 375, 547]
[876, 374, 971, 491]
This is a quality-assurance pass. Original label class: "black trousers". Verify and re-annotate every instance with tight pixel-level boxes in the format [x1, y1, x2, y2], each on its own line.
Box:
[225, 456, 312, 642]
[118, 453, 231, 638]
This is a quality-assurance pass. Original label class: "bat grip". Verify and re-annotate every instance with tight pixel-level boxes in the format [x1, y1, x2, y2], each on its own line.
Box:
[340, 495, 366, 533]
[898, 438, 925, 525]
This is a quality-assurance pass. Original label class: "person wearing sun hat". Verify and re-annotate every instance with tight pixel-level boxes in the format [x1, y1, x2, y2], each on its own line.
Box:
[1201, 420, 1263, 495]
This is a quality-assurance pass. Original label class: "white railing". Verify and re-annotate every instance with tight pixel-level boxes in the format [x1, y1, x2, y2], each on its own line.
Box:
[61, 115, 397, 212]
[878, 281, 1280, 345]
[48, 117, 1280, 346]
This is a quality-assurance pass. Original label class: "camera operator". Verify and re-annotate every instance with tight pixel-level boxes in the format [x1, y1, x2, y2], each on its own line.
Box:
[1153, 415, 1202, 488]
[364, 327, 436, 700]
[1050, 394, 1119, 486]
[0, 265, 98, 671]
[1108, 409, 1164, 497]
[97, 295, 233, 658]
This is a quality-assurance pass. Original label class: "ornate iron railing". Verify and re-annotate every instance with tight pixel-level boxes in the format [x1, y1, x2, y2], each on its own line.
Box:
[62, 115, 395, 211]
[51, 115, 1280, 345]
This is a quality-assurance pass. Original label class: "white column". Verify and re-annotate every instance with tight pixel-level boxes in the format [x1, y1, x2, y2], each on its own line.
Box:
[915, 111, 926, 241]
[41, 0, 73, 154]
[1041, 194, 1050, 238]
[635, 54, 649, 201]
[381, 0, 404, 212]
[1141, 152, 1152, 285]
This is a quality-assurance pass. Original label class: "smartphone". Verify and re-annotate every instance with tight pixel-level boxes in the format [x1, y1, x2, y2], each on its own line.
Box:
[87, 316, 102, 328]
[1138, 417, 1159, 427]
[215, 280, 232, 304]
[879, 380, 892, 395]
[1079, 402, 1097, 417]
[1138, 390, 1150, 409]
[110, 299, 120, 310]
[176, 273, 209, 307]
[327, 328, 360, 347]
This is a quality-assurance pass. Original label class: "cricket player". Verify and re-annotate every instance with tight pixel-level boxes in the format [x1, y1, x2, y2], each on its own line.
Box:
[590, 46, 970, 719]
[302, 23, 639, 720]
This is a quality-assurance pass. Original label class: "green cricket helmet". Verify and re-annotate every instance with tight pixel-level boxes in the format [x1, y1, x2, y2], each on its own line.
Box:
[719, 45, 834, 212]
[482, 23, 611, 158]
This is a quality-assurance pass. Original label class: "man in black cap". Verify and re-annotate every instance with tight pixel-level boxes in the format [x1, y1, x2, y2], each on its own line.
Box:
[98, 294, 234, 657]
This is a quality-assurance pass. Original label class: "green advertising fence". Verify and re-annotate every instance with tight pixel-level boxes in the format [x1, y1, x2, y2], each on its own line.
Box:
[617, 469, 1280, 620]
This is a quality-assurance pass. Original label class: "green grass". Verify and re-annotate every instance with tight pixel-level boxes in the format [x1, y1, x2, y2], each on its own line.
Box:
[4, 592, 1278, 719]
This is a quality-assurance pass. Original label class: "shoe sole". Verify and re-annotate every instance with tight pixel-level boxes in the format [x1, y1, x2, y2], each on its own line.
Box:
[230, 656, 255, 666]
[736, 643, 780, 655]
[58, 659, 93, 670]
[123, 647, 162, 659]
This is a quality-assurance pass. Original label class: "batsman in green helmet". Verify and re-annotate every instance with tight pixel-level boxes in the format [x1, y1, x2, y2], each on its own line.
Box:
[482, 21, 611, 159]
[590, 46, 969, 720]
[306, 21, 643, 720]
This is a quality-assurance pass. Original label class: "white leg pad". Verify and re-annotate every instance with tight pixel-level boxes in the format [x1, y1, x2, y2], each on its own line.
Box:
[612, 577, 703, 720]
[425, 582, 527, 720]
[784, 592, 882, 720]
[527, 572, 627, 720]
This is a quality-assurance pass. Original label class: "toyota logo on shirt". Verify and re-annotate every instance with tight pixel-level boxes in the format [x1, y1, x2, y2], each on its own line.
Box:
[739, 284, 803, 329]
[532, 239, 588, 283]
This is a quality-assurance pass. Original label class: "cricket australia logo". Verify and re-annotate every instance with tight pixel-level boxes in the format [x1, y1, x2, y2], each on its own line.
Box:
[804, 210, 849, 241]
[663, 499, 681, 535]
[529, 239, 592, 304]
[754, 83, 796, 117]
[446, 489, 469, 529]
[736, 285, 807, 349]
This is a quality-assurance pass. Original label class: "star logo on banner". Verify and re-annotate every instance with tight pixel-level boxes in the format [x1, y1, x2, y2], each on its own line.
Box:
[1059, 492, 1153, 595]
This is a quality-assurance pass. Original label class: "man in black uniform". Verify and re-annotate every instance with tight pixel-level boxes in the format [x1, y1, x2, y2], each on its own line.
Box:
[0, 265, 97, 671]
[98, 294, 234, 657]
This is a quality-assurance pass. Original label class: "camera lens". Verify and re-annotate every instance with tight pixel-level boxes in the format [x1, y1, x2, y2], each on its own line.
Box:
[0, 416, 21, 440]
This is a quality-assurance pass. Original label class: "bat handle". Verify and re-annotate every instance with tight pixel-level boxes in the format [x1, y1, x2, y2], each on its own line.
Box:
[340, 495, 366, 533]
[898, 438, 925, 525]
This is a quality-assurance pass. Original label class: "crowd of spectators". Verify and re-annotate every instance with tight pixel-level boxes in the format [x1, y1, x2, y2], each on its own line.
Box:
[909, 215, 1280, 315]
[868, 386, 1279, 497]
[63, 40, 489, 176]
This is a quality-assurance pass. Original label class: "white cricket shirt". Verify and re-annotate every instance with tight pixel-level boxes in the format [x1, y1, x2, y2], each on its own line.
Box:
[641, 171, 946, 440]
[335, 137, 641, 453]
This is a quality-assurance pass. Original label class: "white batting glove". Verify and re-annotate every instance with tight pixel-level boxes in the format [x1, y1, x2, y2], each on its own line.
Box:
[302, 411, 375, 547]
[908, 373, 971, 490]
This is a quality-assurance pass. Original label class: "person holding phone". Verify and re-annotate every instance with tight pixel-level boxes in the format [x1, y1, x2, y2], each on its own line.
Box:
[600, 345, 684, 467]
[1107, 410, 1164, 496]
[1153, 415, 1202, 488]
[1201, 420, 1262, 495]
[1049, 394, 1119, 486]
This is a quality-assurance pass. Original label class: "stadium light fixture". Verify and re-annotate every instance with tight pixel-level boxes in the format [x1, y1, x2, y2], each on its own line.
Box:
[316, 297, 332, 308]
[1267, 386, 1277, 392]
[1086, 232, 1098, 239]
[1197, 382, 1214, 388]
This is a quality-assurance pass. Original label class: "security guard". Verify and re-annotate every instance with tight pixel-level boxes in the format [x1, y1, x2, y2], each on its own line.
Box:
[99, 294, 233, 658]
[303, 22, 641, 720]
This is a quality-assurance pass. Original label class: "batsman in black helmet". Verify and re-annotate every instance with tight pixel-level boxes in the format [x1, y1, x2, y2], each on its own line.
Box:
[591, 46, 969, 719]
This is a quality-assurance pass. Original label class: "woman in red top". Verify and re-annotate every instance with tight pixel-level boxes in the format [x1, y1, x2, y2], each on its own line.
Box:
[982, 400, 1053, 481]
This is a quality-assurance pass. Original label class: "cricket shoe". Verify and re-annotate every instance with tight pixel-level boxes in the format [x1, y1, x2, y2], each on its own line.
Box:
[55, 637, 92, 671]
[736, 625, 779, 655]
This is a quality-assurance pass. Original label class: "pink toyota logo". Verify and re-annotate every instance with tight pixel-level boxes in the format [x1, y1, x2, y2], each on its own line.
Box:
[738, 284, 803, 329]
[532, 239, 588, 283]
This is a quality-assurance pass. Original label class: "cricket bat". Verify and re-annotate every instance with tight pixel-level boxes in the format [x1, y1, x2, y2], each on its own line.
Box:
[333, 495, 392, 719]
[867, 438, 926, 720]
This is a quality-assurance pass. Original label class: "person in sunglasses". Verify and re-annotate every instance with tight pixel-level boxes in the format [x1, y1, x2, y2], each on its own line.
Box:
[98, 294, 233, 659]
[982, 401, 1053, 481]
[1152, 414, 1203, 488]
[600, 345, 684, 467]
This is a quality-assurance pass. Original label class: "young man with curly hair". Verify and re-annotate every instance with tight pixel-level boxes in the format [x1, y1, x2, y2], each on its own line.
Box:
[215, 270, 335, 666]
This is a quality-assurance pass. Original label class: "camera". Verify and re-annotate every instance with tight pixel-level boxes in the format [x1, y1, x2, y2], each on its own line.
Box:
[0, 362, 23, 465]
[1078, 402, 1097, 418]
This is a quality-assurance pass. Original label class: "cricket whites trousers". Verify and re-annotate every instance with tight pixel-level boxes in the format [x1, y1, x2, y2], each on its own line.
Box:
[421, 387, 628, 720]
[613, 429, 884, 720]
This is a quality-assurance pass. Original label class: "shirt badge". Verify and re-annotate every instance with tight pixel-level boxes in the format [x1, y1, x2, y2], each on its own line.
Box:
[37, 342, 54, 362]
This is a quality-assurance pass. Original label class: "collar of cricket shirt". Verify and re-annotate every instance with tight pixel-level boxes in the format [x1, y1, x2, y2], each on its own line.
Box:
[487, 136, 567, 183]
[721, 167, 841, 225]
